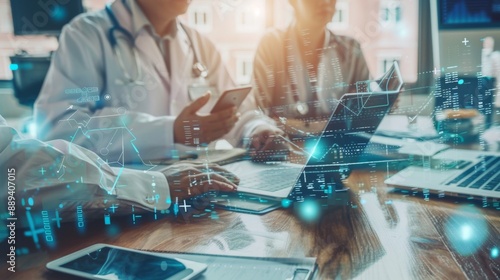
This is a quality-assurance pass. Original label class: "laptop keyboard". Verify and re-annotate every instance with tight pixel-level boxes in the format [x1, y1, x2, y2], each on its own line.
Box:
[445, 156, 500, 191]
[241, 167, 303, 192]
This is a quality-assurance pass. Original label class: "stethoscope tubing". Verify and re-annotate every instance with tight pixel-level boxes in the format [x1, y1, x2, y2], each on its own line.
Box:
[104, 0, 206, 85]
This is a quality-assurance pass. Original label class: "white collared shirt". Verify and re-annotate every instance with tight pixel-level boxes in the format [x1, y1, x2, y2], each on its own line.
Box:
[0, 114, 171, 226]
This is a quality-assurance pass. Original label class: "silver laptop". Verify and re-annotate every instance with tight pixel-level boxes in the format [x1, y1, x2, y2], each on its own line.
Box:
[223, 62, 404, 201]
[385, 148, 500, 199]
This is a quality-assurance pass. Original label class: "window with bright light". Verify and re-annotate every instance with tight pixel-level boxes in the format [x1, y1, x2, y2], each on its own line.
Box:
[379, 55, 401, 75]
[380, 0, 402, 25]
[329, 0, 349, 30]
[235, 2, 265, 33]
[188, 4, 213, 32]
[235, 53, 254, 85]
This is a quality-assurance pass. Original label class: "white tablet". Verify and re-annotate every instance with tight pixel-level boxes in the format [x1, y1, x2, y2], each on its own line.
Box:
[46, 243, 207, 280]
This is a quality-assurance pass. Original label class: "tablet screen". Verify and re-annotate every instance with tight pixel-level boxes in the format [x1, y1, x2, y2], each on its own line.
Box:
[60, 246, 187, 279]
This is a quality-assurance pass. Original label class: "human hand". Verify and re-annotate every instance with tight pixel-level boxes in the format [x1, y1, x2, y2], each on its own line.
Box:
[248, 126, 291, 161]
[389, 96, 401, 114]
[174, 93, 239, 146]
[162, 162, 239, 201]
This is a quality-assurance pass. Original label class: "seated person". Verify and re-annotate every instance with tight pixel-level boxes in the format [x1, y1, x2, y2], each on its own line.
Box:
[252, 0, 370, 135]
[35, 0, 286, 164]
[0, 114, 238, 228]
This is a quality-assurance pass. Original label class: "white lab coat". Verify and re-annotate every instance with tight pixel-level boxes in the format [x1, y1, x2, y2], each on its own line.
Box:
[0, 115, 170, 228]
[35, 0, 271, 163]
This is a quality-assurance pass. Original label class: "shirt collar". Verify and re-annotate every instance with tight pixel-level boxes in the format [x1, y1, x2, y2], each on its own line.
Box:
[289, 23, 332, 50]
[127, 0, 178, 39]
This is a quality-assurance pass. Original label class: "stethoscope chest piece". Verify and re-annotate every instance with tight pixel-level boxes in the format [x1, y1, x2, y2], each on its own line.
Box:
[295, 101, 310, 116]
[192, 62, 208, 79]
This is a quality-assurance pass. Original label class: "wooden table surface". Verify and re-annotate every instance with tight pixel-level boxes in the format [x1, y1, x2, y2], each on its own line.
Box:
[5, 163, 500, 280]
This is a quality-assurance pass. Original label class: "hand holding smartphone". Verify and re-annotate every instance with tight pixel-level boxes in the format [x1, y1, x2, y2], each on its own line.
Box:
[210, 86, 251, 113]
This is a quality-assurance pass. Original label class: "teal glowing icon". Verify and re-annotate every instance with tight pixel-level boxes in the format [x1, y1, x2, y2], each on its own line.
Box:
[296, 200, 320, 223]
[281, 199, 292, 208]
[445, 206, 488, 256]
[104, 214, 111, 225]
[491, 247, 499, 259]
[460, 224, 473, 241]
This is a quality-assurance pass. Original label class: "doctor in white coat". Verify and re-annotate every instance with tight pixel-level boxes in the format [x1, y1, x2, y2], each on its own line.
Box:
[35, 0, 286, 163]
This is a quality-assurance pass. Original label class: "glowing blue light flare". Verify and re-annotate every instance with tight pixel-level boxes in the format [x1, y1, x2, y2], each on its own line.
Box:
[296, 200, 321, 223]
[491, 247, 499, 259]
[444, 206, 488, 256]
[281, 199, 292, 208]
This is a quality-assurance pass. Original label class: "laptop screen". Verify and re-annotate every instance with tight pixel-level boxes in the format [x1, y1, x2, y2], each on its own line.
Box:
[305, 62, 403, 166]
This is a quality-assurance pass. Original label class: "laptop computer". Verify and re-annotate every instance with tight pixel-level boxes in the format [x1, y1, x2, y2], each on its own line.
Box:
[385, 148, 500, 199]
[221, 62, 404, 204]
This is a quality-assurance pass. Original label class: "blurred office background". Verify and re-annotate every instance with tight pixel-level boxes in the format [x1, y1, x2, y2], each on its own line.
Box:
[0, 0, 498, 131]
[0, 0, 418, 82]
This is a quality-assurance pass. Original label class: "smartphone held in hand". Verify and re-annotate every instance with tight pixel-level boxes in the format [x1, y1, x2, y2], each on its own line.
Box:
[210, 86, 251, 113]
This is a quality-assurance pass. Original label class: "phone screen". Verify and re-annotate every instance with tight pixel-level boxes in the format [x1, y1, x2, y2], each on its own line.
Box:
[60, 246, 187, 279]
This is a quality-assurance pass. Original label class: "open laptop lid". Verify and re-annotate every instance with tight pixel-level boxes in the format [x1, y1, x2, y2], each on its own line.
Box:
[222, 62, 403, 202]
[305, 61, 404, 166]
[289, 62, 404, 201]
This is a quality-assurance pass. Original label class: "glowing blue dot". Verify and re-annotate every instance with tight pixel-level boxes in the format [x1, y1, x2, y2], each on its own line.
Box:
[152, 183, 156, 187]
[50, 6, 67, 22]
[458, 79, 464, 85]
[304, 138, 322, 159]
[296, 200, 321, 223]
[445, 206, 488, 256]
[492, 247, 499, 258]
[28, 197, 34, 206]
[59, 203, 64, 209]
[281, 199, 292, 208]
[309, 145, 318, 157]
[10, 64, 19, 71]
[460, 225, 473, 241]
[21, 198, 25, 207]
[166, 198, 172, 204]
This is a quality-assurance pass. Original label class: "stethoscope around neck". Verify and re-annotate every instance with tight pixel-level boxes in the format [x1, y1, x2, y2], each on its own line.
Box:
[104, 1, 208, 86]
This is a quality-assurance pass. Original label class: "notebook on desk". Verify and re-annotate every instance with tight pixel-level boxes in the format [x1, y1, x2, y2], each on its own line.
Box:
[218, 62, 404, 212]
